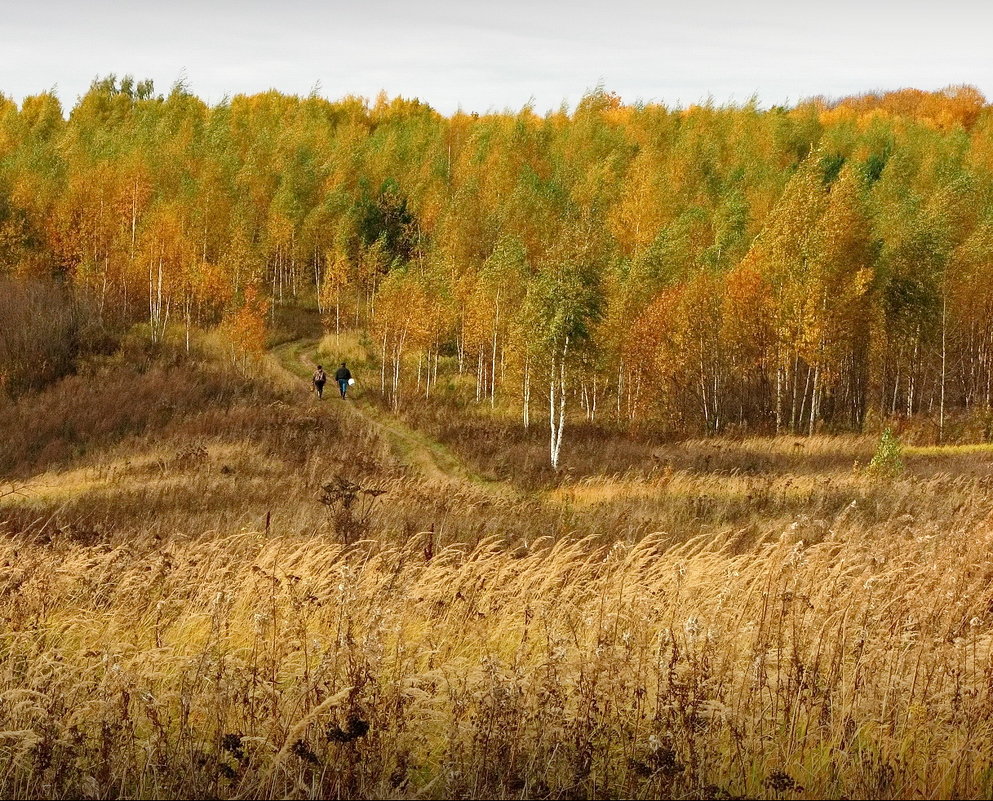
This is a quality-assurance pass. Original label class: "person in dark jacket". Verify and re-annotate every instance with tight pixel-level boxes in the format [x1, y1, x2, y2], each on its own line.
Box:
[312, 365, 327, 398]
[335, 363, 352, 398]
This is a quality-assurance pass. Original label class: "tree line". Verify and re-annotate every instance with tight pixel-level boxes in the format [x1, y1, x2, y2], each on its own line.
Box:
[1, 77, 991, 462]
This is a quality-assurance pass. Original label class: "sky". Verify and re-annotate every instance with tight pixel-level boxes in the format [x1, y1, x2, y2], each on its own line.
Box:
[1, 0, 991, 114]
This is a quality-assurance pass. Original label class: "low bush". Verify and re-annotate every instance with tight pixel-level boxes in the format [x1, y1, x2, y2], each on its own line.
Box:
[0, 277, 102, 397]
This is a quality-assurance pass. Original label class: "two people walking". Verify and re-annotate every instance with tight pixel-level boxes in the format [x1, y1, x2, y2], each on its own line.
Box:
[313, 362, 352, 399]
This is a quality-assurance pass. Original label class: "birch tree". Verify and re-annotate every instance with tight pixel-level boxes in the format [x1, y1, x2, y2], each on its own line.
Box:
[524, 245, 603, 469]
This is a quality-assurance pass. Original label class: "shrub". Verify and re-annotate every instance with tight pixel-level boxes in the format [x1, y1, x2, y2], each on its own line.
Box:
[0, 277, 92, 397]
[320, 475, 387, 544]
[868, 427, 904, 477]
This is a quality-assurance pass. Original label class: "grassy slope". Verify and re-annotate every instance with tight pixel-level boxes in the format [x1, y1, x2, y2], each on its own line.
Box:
[4, 332, 993, 798]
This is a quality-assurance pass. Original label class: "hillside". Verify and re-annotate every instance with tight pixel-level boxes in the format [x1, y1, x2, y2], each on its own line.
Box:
[5, 78, 993, 799]
[4, 318, 993, 798]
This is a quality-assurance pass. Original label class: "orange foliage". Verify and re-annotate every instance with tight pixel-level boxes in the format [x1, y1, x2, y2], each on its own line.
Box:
[222, 286, 269, 357]
[829, 85, 986, 130]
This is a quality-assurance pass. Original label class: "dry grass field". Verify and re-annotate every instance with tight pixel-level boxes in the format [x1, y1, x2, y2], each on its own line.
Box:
[4, 334, 993, 799]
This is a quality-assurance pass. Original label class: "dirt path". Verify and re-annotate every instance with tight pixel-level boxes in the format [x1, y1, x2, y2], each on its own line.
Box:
[270, 338, 518, 499]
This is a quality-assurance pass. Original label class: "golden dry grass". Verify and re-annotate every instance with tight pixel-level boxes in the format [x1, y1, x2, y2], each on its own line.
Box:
[315, 331, 374, 374]
[6, 350, 993, 798]
[4, 518, 993, 799]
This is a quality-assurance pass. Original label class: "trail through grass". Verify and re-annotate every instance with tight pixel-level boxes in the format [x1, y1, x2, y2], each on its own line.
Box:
[270, 337, 519, 499]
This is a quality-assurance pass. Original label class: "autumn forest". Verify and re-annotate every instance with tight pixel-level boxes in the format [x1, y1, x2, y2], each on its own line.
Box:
[2, 79, 992, 454]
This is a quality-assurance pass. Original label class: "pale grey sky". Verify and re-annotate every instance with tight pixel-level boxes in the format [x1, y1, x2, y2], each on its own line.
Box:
[1, 0, 990, 113]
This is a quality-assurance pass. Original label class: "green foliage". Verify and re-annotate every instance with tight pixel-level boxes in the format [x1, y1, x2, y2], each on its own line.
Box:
[523, 254, 604, 356]
[862, 151, 889, 184]
[868, 428, 905, 477]
[819, 152, 846, 185]
[356, 179, 419, 266]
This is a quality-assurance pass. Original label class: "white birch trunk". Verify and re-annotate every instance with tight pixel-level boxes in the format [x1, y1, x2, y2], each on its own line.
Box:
[491, 291, 499, 408]
[549, 336, 569, 470]
[523, 356, 531, 429]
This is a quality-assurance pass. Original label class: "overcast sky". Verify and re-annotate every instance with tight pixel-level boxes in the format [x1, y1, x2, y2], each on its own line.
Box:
[2, 0, 990, 114]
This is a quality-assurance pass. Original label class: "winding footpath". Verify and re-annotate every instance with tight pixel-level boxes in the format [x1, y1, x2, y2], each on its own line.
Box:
[269, 338, 518, 500]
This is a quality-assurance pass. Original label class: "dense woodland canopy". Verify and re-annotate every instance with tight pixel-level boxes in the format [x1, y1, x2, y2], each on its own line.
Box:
[2, 77, 992, 453]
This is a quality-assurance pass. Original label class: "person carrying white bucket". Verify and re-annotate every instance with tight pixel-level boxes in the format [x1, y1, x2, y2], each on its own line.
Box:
[335, 362, 353, 399]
